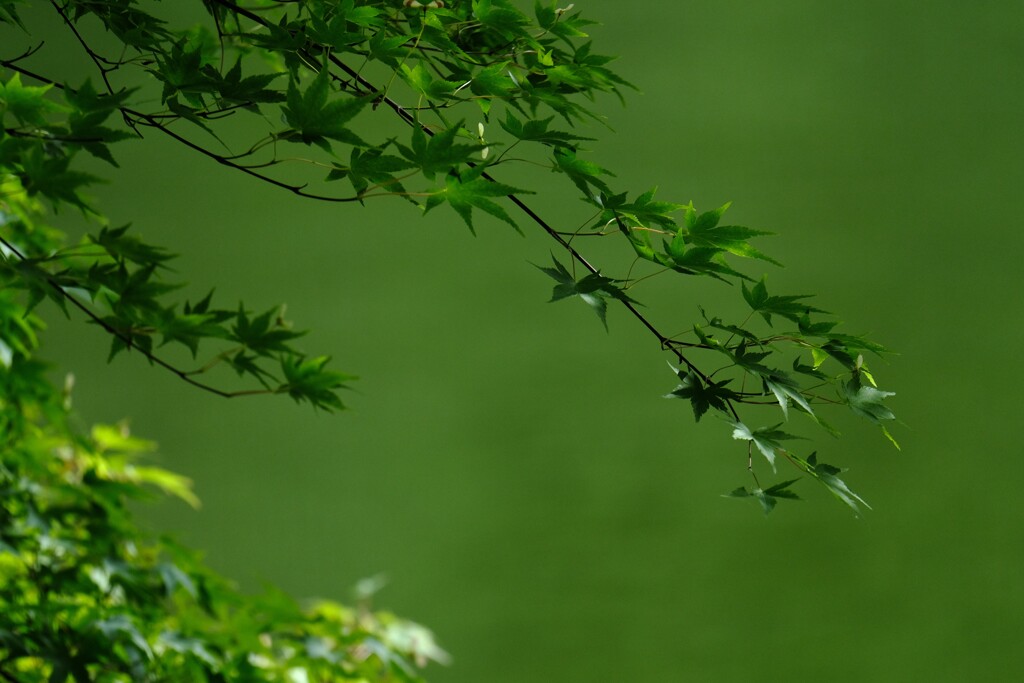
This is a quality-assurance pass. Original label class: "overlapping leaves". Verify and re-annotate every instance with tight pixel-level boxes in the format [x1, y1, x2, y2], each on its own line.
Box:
[0, 0, 897, 544]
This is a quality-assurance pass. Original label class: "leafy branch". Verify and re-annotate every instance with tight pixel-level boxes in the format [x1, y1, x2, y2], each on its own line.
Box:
[0, 0, 899, 514]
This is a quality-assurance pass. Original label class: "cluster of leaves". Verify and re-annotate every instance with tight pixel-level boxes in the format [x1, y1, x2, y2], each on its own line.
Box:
[0, 71, 352, 410]
[0, 0, 897, 514]
[0, 0, 894, 592]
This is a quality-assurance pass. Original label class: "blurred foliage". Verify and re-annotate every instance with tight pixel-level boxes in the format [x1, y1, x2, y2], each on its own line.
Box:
[1, 171, 446, 682]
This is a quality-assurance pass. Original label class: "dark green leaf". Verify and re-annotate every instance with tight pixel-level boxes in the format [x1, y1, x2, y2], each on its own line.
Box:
[425, 167, 528, 233]
[790, 452, 871, 515]
[731, 422, 802, 471]
[764, 373, 814, 420]
[725, 479, 801, 514]
[841, 378, 896, 424]
[283, 67, 371, 149]
[498, 111, 594, 148]
[535, 256, 637, 330]
[396, 122, 481, 180]
[665, 367, 738, 421]
[741, 277, 825, 326]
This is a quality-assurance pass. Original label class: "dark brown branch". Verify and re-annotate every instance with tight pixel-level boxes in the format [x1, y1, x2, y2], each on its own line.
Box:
[23, 1, 748, 421]
[49, 0, 116, 93]
[206, 0, 746, 419]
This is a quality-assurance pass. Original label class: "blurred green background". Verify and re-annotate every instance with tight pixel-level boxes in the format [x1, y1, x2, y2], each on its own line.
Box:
[17, 0, 1024, 680]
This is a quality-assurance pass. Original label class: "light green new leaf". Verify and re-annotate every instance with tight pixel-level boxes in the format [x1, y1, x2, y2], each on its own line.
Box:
[132, 466, 201, 509]
[0, 72, 65, 125]
[92, 423, 156, 455]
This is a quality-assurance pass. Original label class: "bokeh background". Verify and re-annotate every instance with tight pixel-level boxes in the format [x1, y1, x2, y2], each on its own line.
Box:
[13, 0, 1024, 680]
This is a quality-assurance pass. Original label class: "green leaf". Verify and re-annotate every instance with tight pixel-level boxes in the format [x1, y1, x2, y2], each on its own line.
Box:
[741, 277, 825, 326]
[216, 58, 285, 105]
[279, 355, 353, 411]
[89, 224, 174, 267]
[726, 479, 801, 515]
[399, 63, 461, 101]
[132, 466, 201, 509]
[731, 422, 802, 471]
[498, 111, 594, 148]
[283, 67, 371, 149]
[473, 0, 531, 38]
[764, 373, 814, 420]
[729, 344, 773, 376]
[426, 167, 528, 233]
[665, 366, 738, 421]
[841, 378, 896, 424]
[681, 202, 779, 264]
[597, 187, 686, 232]
[329, 145, 416, 198]
[396, 122, 481, 180]
[660, 228, 752, 281]
[92, 423, 156, 455]
[0, 72, 65, 125]
[535, 256, 637, 330]
[232, 304, 305, 355]
[154, 39, 219, 106]
[469, 62, 516, 99]
[698, 308, 762, 344]
[157, 631, 219, 667]
[368, 29, 413, 65]
[791, 452, 871, 515]
[552, 146, 613, 198]
[0, 0, 26, 28]
[17, 145, 101, 210]
[63, 80, 135, 166]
